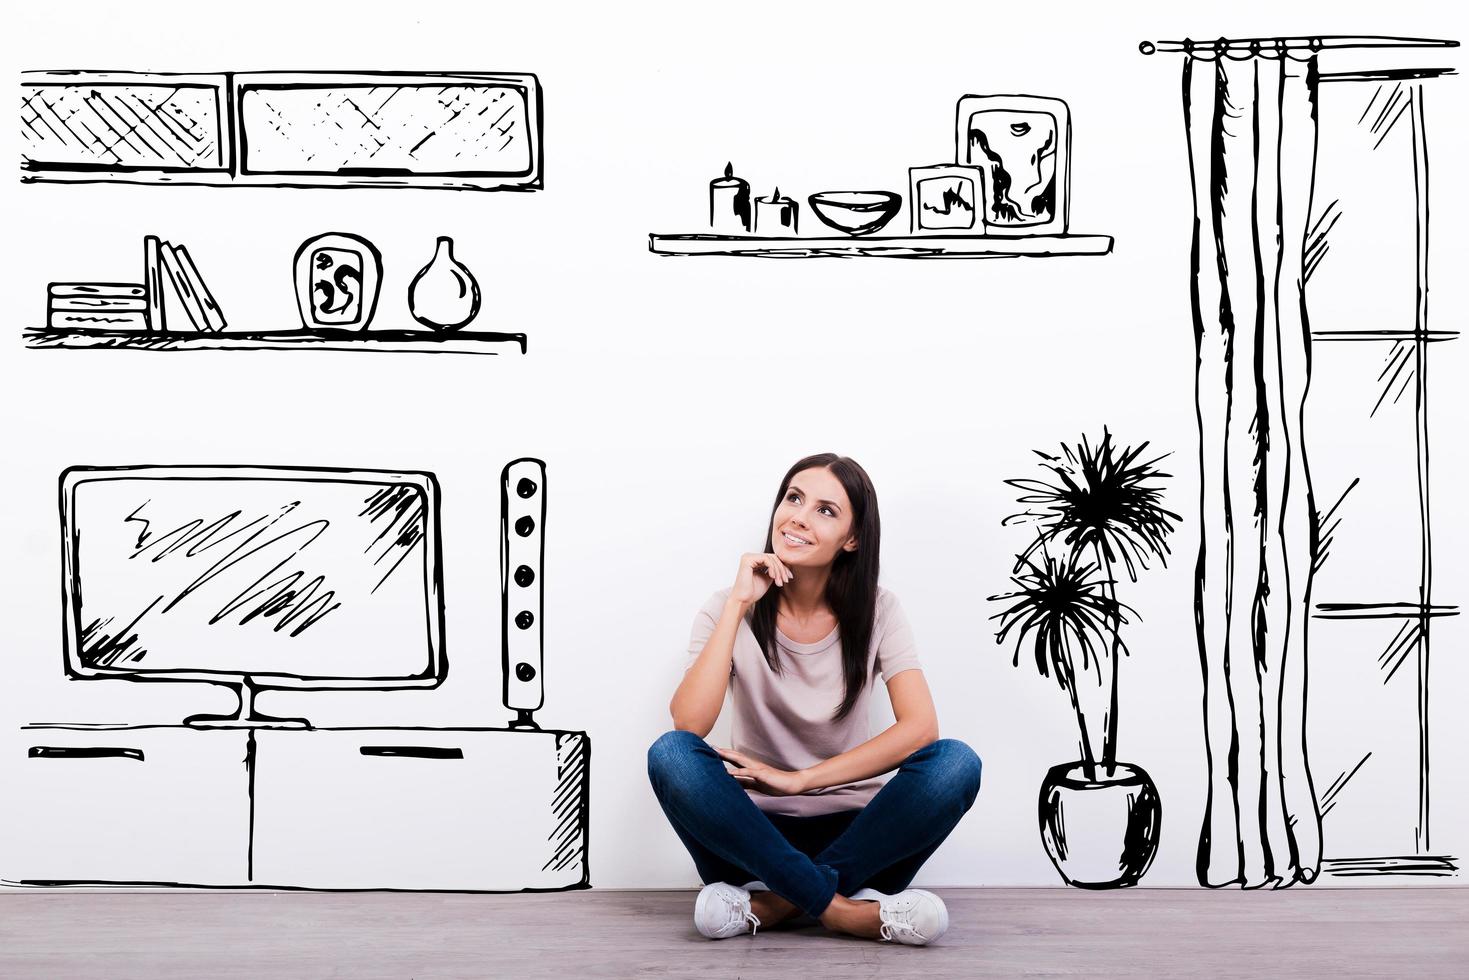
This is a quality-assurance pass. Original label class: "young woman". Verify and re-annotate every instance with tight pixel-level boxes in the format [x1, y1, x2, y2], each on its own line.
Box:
[647, 454, 982, 946]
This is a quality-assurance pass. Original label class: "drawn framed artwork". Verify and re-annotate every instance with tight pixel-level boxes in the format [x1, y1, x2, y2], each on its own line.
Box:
[956, 94, 1070, 234]
[20, 70, 543, 191]
[908, 164, 986, 233]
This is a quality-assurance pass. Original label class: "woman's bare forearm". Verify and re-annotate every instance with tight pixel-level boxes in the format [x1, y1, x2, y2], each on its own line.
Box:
[797, 717, 939, 792]
[669, 597, 749, 736]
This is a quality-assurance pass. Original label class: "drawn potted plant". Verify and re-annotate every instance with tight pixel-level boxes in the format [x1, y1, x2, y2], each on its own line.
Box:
[989, 429, 1179, 888]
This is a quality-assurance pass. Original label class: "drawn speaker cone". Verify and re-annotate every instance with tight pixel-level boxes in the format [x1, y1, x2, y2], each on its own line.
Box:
[409, 236, 481, 331]
[1037, 761, 1161, 889]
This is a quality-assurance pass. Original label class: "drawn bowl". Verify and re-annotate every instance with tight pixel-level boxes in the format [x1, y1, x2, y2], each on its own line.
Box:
[807, 191, 901, 236]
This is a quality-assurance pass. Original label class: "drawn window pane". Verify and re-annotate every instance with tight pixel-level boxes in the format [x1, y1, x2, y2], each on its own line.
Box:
[1307, 83, 1419, 336]
[21, 82, 226, 172]
[1306, 339, 1422, 603]
[239, 83, 533, 177]
[1308, 617, 1423, 857]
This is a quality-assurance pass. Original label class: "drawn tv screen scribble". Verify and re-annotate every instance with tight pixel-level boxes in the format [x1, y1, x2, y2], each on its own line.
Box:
[62, 468, 443, 685]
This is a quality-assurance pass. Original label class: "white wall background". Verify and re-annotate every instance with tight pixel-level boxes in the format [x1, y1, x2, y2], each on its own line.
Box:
[1, 0, 1465, 889]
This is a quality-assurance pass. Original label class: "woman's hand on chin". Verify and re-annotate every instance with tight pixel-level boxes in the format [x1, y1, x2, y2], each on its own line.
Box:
[730, 552, 793, 606]
[716, 747, 809, 796]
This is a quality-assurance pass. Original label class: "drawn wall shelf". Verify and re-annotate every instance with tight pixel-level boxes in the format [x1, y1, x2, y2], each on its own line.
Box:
[647, 233, 1113, 259]
[21, 71, 543, 191]
[24, 326, 527, 355]
[653, 95, 1111, 259]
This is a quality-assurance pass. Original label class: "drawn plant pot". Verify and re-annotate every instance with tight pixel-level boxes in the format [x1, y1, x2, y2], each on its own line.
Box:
[1038, 761, 1161, 889]
[293, 233, 383, 331]
[409, 236, 482, 331]
[956, 95, 1070, 234]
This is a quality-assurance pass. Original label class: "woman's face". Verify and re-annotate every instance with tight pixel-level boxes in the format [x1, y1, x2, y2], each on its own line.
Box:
[770, 466, 858, 568]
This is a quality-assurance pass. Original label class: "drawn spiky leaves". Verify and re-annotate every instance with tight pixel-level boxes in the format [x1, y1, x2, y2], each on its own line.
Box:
[988, 544, 1130, 690]
[1003, 428, 1181, 580]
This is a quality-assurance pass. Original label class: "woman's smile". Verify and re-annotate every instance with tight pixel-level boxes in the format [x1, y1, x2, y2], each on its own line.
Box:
[770, 467, 859, 566]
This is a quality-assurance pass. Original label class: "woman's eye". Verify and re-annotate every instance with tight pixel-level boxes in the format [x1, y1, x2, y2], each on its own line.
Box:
[819, 506, 835, 517]
[786, 492, 800, 504]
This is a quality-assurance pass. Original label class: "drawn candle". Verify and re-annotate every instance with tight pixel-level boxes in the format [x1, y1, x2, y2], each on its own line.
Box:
[754, 187, 798, 236]
[710, 162, 752, 234]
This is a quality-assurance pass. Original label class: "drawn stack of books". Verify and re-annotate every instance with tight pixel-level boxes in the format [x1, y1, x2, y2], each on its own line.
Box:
[46, 236, 227, 334]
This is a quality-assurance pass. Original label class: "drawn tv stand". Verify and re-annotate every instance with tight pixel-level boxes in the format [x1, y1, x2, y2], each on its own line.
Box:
[11, 722, 588, 891]
[5, 460, 590, 892]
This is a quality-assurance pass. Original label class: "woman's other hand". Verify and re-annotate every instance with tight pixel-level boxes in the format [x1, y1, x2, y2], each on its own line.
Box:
[716, 747, 809, 796]
[731, 552, 793, 606]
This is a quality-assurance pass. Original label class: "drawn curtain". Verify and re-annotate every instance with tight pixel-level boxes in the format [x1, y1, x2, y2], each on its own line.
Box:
[1185, 45, 1323, 887]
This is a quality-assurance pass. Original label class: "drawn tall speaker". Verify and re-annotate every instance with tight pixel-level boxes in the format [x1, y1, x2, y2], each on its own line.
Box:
[501, 458, 547, 728]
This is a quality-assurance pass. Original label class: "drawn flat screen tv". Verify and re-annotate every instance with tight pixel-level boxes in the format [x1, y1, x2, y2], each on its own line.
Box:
[60, 466, 445, 725]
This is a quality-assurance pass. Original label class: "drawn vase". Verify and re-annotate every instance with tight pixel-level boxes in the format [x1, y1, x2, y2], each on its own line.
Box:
[293, 232, 383, 331]
[408, 236, 481, 331]
[1038, 761, 1161, 889]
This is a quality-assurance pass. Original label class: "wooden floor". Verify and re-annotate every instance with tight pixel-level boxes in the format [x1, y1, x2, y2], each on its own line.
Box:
[1, 888, 1466, 978]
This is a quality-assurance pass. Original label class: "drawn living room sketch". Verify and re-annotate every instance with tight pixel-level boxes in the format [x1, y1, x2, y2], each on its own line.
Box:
[7, 462, 590, 892]
[648, 94, 1111, 259]
[27, 232, 523, 354]
[1141, 33, 1459, 887]
[990, 430, 1178, 889]
[20, 71, 543, 191]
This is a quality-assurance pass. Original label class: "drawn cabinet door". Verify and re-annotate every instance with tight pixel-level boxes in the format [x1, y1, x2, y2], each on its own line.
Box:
[5, 727, 252, 885]
[250, 729, 587, 890]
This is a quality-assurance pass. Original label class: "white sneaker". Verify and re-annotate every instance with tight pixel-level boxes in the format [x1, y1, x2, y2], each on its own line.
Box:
[851, 888, 949, 945]
[694, 882, 761, 939]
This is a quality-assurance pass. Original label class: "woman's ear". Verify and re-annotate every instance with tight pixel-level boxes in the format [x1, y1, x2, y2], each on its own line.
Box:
[842, 537, 859, 553]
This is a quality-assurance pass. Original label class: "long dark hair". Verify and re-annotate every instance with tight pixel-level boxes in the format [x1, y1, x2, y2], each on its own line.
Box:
[749, 454, 881, 722]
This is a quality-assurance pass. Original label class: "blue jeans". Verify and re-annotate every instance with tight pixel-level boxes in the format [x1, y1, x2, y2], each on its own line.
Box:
[646, 730, 982, 918]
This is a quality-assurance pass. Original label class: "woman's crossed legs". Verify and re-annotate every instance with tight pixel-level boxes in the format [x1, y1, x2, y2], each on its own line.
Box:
[647, 730, 982, 933]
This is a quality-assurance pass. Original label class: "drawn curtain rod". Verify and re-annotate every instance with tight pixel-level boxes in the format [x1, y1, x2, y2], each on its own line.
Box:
[1138, 35, 1459, 55]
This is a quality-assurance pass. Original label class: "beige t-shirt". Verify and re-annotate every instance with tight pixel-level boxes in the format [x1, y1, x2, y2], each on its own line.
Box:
[684, 586, 923, 817]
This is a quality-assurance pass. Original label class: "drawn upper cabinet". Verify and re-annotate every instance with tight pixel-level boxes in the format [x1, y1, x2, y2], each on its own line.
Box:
[20, 71, 543, 191]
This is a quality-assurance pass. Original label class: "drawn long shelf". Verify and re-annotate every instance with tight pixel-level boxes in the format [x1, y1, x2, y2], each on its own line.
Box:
[24, 327, 527, 355]
[648, 233, 1114, 259]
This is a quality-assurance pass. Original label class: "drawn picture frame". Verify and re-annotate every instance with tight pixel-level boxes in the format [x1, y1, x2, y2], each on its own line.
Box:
[908, 164, 986, 234]
[956, 94, 1070, 234]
